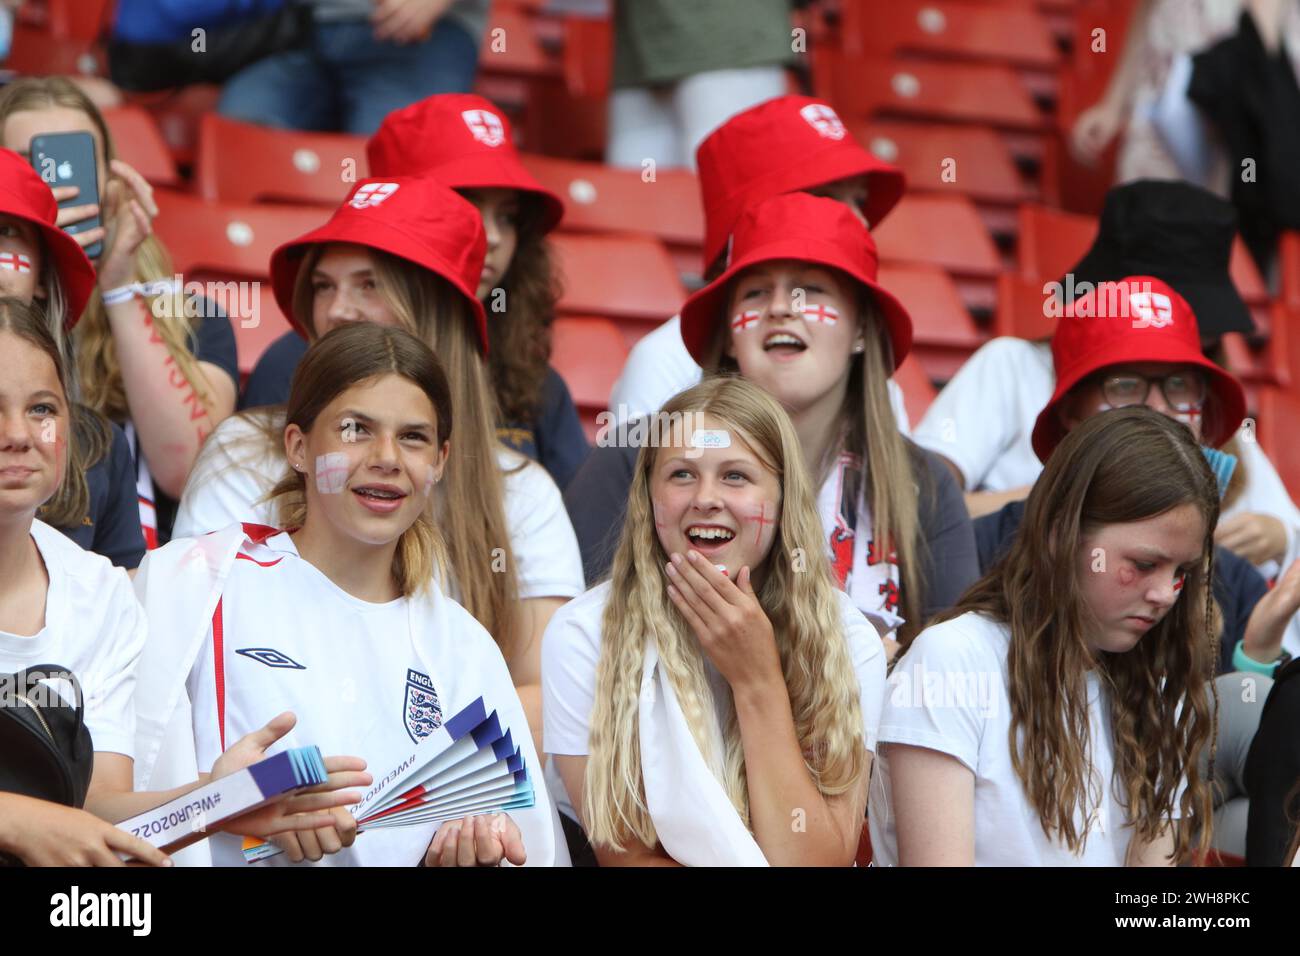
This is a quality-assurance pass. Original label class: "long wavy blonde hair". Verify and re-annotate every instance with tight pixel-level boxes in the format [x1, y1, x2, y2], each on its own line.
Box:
[584, 376, 867, 852]
[938, 406, 1219, 863]
[0, 77, 214, 426]
[277, 244, 520, 651]
[702, 285, 928, 645]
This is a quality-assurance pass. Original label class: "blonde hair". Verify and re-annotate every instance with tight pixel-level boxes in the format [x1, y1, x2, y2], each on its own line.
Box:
[702, 282, 928, 645]
[0, 77, 214, 426]
[583, 376, 866, 852]
[284, 244, 521, 650]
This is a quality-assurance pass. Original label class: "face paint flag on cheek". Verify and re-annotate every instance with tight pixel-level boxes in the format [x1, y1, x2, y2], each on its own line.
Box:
[424, 464, 437, 497]
[1173, 574, 1185, 594]
[730, 310, 761, 333]
[799, 303, 839, 325]
[0, 252, 32, 273]
[315, 452, 351, 494]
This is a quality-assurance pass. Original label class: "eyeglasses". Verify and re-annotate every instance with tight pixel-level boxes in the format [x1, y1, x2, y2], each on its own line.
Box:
[1097, 370, 1208, 412]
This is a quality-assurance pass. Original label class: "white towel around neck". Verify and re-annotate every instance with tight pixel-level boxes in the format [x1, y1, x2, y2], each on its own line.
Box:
[637, 643, 769, 866]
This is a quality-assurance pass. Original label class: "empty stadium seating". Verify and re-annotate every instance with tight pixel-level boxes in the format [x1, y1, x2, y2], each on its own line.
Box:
[195, 114, 367, 206]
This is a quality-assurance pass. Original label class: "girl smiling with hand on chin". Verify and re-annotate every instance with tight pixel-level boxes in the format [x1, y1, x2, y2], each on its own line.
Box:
[543, 377, 885, 866]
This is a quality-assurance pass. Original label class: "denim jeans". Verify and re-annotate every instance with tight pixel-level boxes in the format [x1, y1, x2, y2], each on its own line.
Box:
[218, 17, 479, 136]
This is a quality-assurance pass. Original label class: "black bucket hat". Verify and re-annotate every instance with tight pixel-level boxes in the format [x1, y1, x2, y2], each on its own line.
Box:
[1062, 179, 1255, 338]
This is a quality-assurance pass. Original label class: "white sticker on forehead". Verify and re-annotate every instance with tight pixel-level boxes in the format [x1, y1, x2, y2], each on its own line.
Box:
[690, 429, 731, 450]
[0, 252, 32, 273]
[315, 452, 350, 494]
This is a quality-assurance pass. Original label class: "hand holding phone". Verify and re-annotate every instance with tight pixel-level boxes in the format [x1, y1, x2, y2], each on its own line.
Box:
[30, 131, 103, 259]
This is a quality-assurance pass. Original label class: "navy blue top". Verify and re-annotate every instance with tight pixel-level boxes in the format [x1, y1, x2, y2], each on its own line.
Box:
[973, 499, 1268, 675]
[55, 419, 147, 569]
[240, 330, 590, 489]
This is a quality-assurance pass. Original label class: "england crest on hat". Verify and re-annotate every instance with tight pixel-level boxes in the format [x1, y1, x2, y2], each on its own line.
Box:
[462, 109, 506, 147]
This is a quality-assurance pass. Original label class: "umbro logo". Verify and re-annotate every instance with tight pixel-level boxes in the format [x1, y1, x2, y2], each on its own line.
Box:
[235, 648, 306, 670]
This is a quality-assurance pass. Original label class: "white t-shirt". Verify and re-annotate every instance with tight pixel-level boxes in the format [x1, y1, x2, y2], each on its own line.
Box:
[173, 413, 584, 601]
[0, 520, 146, 758]
[541, 581, 888, 820]
[608, 313, 913, 434]
[869, 610, 1184, 866]
[185, 529, 543, 866]
[913, 337, 1053, 492]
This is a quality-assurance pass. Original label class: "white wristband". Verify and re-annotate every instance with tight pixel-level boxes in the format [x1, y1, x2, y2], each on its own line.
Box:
[102, 278, 180, 307]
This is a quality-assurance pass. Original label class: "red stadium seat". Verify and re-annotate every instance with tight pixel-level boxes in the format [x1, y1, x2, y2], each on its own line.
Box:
[152, 190, 325, 373]
[200, 281, 294, 378]
[1015, 203, 1095, 282]
[878, 262, 986, 381]
[992, 272, 1057, 341]
[195, 113, 367, 206]
[1279, 231, 1300, 308]
[841, 0, 1060, 71]
[103, 106, 181, 188]
[551, 315, 629, 440]
[813, 50, 1047, 134]
[854, 120, 1026, 206]
[43, 0, 115, 41]
[152, 189, 329, 279]
[893, 353, 939, 426]
[872, 195, 1002, 314]
[561, 14, 612, 101]
[552, 233, 687, 339]
[478, 6, 563, 79]
[851, 119, 1028, 237]
[522, 155, 704, 274]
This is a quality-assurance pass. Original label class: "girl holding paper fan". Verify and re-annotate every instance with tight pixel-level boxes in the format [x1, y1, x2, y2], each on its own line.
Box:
[543, 377, 886, 866]
[134, 322, 567, 866]
[174, 176, 585, 751]
[0, 298, 366, 867]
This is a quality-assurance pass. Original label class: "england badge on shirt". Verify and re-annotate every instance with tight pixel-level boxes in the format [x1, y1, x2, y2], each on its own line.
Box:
[403, 668, 443, 743]
[462, 109, 505, 147]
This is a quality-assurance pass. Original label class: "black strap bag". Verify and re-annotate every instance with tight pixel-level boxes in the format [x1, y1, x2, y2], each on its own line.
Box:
[0, 664, 94, 808]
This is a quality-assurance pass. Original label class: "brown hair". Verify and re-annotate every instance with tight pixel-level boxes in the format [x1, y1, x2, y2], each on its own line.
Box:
[938, 406, 1219, 863]
[287, 245, 520, 650]
[479, 193, 562, 427]
[0, 77, 217, 427]
[265, 323, 452, 597]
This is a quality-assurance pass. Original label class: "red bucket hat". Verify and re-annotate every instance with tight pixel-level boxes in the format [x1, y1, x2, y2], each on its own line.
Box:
[0, 148, 96, 327]
[678, 193, 912, 369]
[1031, 275, 1246, 462]
[696, 95, 905, 272]
[269, 176, 489, 353]
[366, 94, 563, 234]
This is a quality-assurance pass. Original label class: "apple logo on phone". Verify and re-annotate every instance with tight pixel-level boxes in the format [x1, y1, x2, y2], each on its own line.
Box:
[56, 160, 73, 180]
